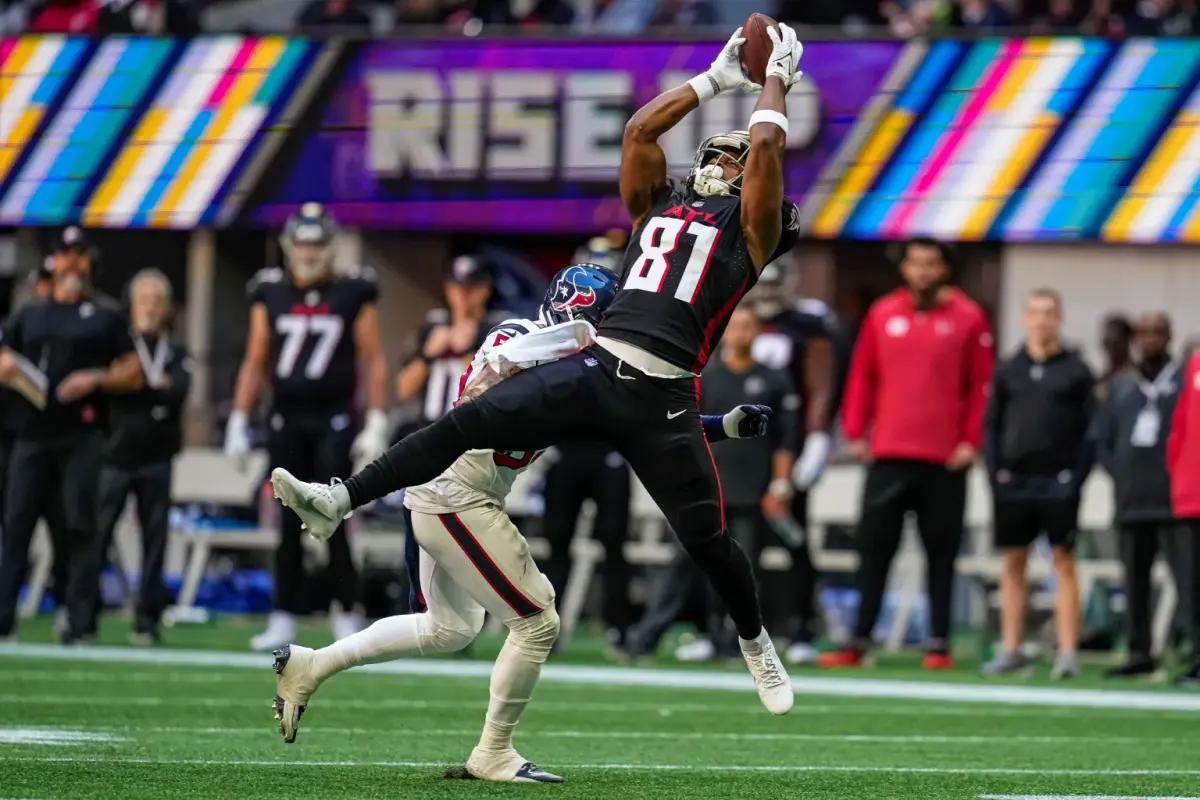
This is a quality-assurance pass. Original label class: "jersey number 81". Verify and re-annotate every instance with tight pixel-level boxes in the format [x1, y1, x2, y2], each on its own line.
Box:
[623, 216, 721, 305]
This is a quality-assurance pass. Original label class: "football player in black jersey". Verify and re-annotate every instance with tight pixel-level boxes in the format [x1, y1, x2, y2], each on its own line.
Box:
[225, 203, 389, 651]
[272, 26, 804, 715]
[394, 256, 502, 430]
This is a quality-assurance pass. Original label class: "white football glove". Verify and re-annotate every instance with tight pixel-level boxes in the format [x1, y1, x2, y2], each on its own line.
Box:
[696, 27, 758, 96]
[765, 23, 804, 89]
[351, 409, 390, 474]
[224, 409, 252, 468]
[792, 430, 832, 490]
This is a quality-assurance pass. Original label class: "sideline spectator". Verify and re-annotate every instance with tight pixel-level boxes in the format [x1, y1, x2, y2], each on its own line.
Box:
[819, 238, 993, 670]
[981, 288, 1094, 679]
[1167, 344, 1200, 686]
[1094, 312, 1185, 678]
[1098, 313, 1134, 400]
[295, 0, 372, 30]
[0, 228, 143, 643]
[93, 269, 190, 645]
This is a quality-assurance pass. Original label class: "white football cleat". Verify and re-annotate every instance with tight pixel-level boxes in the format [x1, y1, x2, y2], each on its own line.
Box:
[272, 644, 323, 743]
[457, 746, 564, 783]
[740, 629, 794, 715]
[270, 468, 350, 542]
[331, 610, 363, 641]
[251, 611, 298, 652]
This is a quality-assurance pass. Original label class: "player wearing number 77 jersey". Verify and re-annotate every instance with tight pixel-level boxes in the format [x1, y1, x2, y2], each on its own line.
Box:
[270, 25, 805, 715]
[270, 264, 775, 783]
[225, 203, 390, 652]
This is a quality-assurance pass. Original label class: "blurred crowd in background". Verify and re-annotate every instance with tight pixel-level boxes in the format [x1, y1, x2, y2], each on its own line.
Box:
[2, 220, 1199, 687]
[3, 0, 1199, 38]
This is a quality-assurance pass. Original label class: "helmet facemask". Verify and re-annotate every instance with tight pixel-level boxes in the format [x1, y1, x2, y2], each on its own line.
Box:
[689, 131, 751, 198]
[282, 202, 338, 286]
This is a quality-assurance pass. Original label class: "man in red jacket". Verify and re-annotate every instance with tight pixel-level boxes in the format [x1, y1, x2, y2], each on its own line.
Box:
[819, 238, 993, 669]
[1167, 349, 1200, 686]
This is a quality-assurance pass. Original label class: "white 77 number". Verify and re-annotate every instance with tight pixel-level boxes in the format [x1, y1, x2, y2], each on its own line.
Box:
[276, 314, 344, 379]
[623, 216, 720, 304]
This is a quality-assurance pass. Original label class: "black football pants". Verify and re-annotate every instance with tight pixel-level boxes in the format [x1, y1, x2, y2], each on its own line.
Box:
[0, 434, 103, 639]
[850, 459, 966, 650]
[541, 443, 631, 633]
[95, 460, 173, 635]
[1118, 522, 1197, 659]
[346, 346, 764, 639]
[269, 408, 359, 615]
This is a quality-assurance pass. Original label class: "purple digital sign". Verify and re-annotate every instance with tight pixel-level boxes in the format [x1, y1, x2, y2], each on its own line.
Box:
[253, 39, 903, 233]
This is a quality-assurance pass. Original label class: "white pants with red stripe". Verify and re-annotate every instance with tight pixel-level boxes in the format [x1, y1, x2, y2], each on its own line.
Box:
[408, 503, 555, 627]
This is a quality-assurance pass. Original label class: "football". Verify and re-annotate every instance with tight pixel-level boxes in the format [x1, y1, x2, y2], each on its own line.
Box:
[739, 12, 779, 87]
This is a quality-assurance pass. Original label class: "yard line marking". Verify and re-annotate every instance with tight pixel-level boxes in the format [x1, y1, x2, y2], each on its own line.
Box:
[57, 725, 1196, 746]
[2, 754, 1200, 776]
[2, 643, 1198, 713]
[0, 728, 124, 746]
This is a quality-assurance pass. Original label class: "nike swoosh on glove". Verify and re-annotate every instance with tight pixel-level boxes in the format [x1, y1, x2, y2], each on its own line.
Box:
[723, 404, 773, 439]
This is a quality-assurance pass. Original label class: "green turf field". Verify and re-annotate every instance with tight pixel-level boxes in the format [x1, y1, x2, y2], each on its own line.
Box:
[1, 617, 1198, 799]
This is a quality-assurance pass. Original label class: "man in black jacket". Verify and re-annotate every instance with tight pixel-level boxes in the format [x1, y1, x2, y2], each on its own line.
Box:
[94, 268, 190, 643]
[1093, 311, 1184, 677]
[982, 289, 1094, 679]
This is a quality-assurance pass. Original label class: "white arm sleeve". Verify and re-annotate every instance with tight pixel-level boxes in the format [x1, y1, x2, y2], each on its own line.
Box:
[459, 319, 595, 403]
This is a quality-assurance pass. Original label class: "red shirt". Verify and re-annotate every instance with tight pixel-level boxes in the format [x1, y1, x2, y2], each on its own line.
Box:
[842, 287, 994, 464]
[1167, 352, 1200, 519]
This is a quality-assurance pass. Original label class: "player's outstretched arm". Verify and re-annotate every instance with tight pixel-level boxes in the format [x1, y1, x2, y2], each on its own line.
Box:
[742, 24, 801, 272]
[620, 29, 750, 228]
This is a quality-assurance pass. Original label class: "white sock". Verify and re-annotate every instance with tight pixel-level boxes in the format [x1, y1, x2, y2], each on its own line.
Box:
[739, 628, 768, 652]
[477, 636, 543, 752]
[310, 613, 450, 681]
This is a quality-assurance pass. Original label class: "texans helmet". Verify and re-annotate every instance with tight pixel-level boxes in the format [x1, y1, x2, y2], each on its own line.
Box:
[539, 263, 618, 327]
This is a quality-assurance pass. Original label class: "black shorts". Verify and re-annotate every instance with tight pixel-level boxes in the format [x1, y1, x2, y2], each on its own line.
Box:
[993, 497, 1080, 550]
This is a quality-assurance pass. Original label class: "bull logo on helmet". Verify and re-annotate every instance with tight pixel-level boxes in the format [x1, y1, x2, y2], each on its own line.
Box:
[550, 266, 597, 313]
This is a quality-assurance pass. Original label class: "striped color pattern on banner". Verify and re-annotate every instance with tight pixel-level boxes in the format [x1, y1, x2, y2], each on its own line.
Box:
[0, 37, 172, 225]
[1004, 38, 1200, 240]
[83, 36, 310, 229]
[822, 37, 1109, 241]
[0, 35, 87, 190]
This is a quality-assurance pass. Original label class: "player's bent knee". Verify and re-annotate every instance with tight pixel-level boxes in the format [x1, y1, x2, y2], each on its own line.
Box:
[427, 621, 478, 653]
[506, 606, 560, 663]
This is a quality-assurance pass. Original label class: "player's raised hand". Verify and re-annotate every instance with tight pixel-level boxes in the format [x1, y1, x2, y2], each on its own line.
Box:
[765, 23, 804, 89]
[699, 27, 757, 96]
[723, 404, 773, 439]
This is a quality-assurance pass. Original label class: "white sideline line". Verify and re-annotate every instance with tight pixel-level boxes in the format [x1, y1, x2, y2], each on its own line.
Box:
[982, 796, 1200, 800]
[3, 643, 1199, 712]
[3, 754, 1200, 776]
[50, 725, 1194, 746]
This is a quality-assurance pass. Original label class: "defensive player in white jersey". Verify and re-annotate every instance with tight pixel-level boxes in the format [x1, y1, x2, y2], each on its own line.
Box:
[270, 265, 774, 783]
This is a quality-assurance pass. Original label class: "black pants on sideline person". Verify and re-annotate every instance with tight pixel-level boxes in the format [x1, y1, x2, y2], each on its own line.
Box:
[95, 460, 173, 636]
[1119, 523, 1196, 658]
[541, 443, 631, 636]
[631, 506, 767, 656]
[852, 459, 967, 650]
[269, 407, 359, 615]
[788, 490, 821, 643]
[0, 434, 104, 640]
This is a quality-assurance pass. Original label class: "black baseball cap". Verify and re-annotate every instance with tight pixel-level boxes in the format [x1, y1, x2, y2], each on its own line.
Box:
[445, 255, 493, 285]
[53, 226, 91, 253]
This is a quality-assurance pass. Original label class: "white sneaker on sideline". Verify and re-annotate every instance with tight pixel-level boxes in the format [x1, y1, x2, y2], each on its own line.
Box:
[272, 644, 323, 743]
[675, 637, 717, 662]
[270, 468, 350, 542]
[460, 746, 564, 783]
[331, 610, 364, 641]
[251, 611, 298, 652]
[739, 629, 793, 715]
[785, 641, 818, 665]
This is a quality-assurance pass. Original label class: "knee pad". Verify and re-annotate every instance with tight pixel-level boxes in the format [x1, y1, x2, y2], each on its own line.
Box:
[505, 606, 560, 664]
[421, 606, 484, 654]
